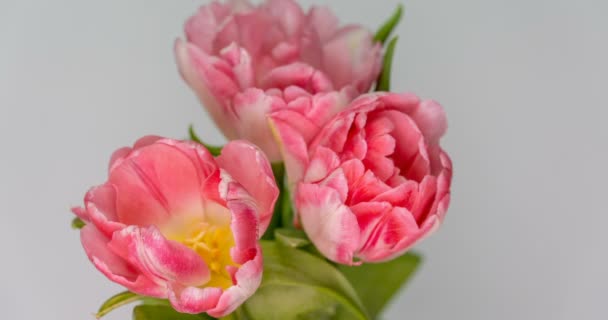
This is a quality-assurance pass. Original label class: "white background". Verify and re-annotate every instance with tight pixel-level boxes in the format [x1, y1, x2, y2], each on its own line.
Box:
[1, 0, 607, 319]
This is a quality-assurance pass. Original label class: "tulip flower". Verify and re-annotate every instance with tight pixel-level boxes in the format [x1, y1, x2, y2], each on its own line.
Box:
[72, 137, 278, 317]
[175, 0, 382, 161]
[270, 93, 452, 264]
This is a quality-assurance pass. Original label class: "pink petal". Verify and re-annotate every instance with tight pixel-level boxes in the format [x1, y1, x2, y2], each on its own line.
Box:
[306, 6, 339, 43]
[378, 110, 431, 182]
[262, 0, 305, 38]
[410, 99, 448, 146]
[84, 184, 125, 236]
[310, 111, 356, 155]
[168, 285, 223, 315]
[207, 244, 263, 317]
[109, 226, 210, 288]
[185, 3, 226, 53]
[348, 170, 391, 204]
[80, 225, 164, 297]
[371, 181, 418, 209]
[261, 62, 333, 93]
[304, 146, 340, 183]
[268, 112, 310, 190]
[350, 201, 392, 251]
[411, 176, 438, 225]
[174, 39, 240, 139]
[109, 142, 207, 226]
[381, 214, 441, 263]
[321, 26, 382, 92]
[340, 159, 365, 189]
[217, 140, 279, 235]
[219, 175, 262, 256]
[71, 206, 89, 222]
[296, 183, 360, 264]
[357, 206, 420, 262]
[230, 89, 283, 162]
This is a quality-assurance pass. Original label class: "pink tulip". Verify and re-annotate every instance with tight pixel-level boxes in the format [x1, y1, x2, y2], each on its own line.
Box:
[270, 93, 453, 264]
[175, 0, 382, 161]
[72, 137, 278, 317]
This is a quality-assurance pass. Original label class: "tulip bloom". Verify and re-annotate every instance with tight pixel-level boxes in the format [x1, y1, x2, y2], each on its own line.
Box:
[72, 137, 278, 317]
[175, 0, 382, 161]
[270, 93, 453, 264]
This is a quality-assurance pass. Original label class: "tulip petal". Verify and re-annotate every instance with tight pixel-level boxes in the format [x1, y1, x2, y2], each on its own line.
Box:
[110, 142, 209, 226]
[297, 183, 360, 264]
[207, 245, 263, 317]
[410, 99, 448, 146]
[84, 184, 125, 236]
[109, 226, 210, 288]
[80, 225, 164, 297]
[175, 39, 240, 139]
[262, 62, 333, 93]
[307, 6, 339, 43]
[217, 140, 278, 235]
[357, 207, 420, 262]
[168, 285, 223, 315]
[322, 26, 382, 92]
[230, 89, 283, 162]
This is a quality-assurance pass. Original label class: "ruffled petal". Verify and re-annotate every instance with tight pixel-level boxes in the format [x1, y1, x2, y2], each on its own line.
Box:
[84, 184, 125, 236]
[217, 141, 278, 235]
[207, 244, 263, 317]
[109, 226, 210, 288]
[296, 183, 360, 264]
[80, 225, 164, 296]
[174, 39, 241, 139]
[230, 89, 284, 161]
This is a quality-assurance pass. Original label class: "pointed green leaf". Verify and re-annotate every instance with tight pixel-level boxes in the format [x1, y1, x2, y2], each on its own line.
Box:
[274, 228, 310, 248]
[188, 124, 222, 156]
[338, 252, 422, 319]
[241, 241, 369, 320]
[71, 217, 85, 229]
[133, 305, 214, 320]
[374, 4, 404, 44]
[97, 291, 141, 318]
[375, 36, 398, 92]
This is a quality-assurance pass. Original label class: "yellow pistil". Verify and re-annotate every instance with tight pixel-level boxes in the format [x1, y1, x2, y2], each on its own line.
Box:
[180, 222, 240, 289]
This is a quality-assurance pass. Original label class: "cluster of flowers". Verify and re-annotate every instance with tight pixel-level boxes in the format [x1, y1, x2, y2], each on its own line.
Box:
[72, 0, 452, 318]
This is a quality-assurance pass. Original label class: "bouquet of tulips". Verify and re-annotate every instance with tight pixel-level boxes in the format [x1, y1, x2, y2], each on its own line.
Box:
[71, 1, 452, 319]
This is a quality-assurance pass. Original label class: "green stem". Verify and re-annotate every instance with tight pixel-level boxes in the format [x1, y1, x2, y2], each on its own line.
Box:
[261, 163, 286, 240]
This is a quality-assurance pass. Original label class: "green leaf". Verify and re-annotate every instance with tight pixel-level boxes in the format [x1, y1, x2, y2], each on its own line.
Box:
[338, 252, 422, 319]
[375, 36, 398, 92]
[374, 4, 404, 44]
[97, 291, 141, 318]
[274, 228, 310, 248]
[133, 305, 214, 320]
[241, 241, 369, 320]
[71, 217, 85, 229]
[189, 124, 222, 156]
[220, 307, 251, 320]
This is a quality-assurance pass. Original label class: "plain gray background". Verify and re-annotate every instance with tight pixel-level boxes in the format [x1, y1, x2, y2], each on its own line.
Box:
[1, 0, 607, 319]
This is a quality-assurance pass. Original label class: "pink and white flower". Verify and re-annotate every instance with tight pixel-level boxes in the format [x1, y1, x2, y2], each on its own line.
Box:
[175, 0, 382, 161]
[270, 93, 453, 264]
[72, 137, 278, 317]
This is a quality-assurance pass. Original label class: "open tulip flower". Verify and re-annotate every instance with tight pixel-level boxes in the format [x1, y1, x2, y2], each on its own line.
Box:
[175, 0, 382, 162]
[270, 93, 453, 264]
[72, 137, 278, 317]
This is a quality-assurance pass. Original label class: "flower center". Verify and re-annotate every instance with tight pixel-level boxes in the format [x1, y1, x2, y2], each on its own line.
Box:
[181, 222, 239, 289]
[162, 202, 240, 290]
